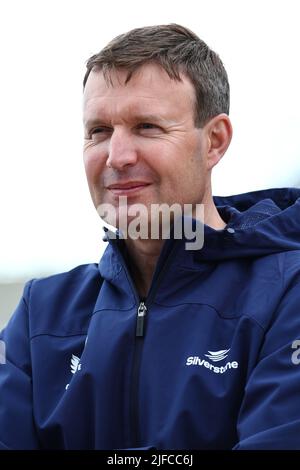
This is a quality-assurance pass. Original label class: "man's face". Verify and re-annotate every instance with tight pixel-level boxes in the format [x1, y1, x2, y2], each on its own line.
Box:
[83, 63, 209, 228]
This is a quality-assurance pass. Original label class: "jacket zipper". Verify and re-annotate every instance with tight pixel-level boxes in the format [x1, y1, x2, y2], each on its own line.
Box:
[111, 237, 179, 447]
[130, 241, 180, 446]
[131, 301, 151, 445]
[136, 302, 147, 337]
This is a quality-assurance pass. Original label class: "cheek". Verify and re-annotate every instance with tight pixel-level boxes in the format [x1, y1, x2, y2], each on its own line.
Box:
[83, 147, 106, 182]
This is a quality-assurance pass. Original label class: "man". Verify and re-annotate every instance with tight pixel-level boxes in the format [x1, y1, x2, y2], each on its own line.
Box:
[1, 24, 300, 450]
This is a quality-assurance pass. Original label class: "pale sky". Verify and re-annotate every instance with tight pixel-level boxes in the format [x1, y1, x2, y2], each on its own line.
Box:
[0, 0, 300, 280]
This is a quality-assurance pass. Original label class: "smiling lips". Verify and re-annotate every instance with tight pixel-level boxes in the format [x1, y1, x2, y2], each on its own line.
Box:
[107, 181, 151, 196]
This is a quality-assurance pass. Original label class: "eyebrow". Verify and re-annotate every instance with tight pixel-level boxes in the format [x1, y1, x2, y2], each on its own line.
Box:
[83, 114, 173, 130]
[132, 113, 169, 123]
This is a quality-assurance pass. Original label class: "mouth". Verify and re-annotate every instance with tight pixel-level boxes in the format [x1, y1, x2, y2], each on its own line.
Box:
[106, 181, 151, 196]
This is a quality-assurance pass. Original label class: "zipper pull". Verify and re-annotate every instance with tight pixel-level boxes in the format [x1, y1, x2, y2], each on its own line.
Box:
[136, 301, 147, 337]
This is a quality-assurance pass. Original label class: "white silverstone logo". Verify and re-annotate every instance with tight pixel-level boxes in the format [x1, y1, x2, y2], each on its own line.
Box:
[291, 339, 300, 365]
[186, 350, 238, 374]
[0, 340, 6, 364]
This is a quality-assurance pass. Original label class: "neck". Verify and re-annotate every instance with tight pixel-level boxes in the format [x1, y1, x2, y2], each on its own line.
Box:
[124, 237, 163, 298]
[123, 193, 225, 298]
[201, 190, 226, 231]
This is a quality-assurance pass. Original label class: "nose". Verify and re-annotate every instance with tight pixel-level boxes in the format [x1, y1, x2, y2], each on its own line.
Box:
[106, 128, 138, 170]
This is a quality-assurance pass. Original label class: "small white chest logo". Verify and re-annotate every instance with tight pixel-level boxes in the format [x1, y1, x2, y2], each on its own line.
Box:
[65, 354, 82, 390]
[70, 354, 81, 374]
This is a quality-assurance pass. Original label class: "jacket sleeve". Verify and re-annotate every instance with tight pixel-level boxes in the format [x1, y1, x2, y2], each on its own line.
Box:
[0, 281, 40, 449]
[233, 280, 300, 449]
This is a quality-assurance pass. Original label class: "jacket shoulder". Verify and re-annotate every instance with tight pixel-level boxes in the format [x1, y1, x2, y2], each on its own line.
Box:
[27, 263, 103, 337]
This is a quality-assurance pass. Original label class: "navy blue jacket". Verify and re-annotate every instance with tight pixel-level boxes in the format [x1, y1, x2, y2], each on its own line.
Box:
[1, 188, 300, 450]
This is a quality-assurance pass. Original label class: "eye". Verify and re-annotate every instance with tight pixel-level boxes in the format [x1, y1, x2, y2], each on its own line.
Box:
[88, 127, 112, 142]
[92, 127, 110, 135]
[136, 123, 162, 134]
[139, 123, 157, 129]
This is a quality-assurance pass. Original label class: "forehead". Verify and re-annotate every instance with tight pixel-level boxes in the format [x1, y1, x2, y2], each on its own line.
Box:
[83, 63, 196, 122]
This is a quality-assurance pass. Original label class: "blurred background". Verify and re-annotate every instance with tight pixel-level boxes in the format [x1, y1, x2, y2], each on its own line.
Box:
[1, 0, 300, 328]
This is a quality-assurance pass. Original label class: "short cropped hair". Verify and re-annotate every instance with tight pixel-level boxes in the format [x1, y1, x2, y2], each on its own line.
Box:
[83, 24, 230, 127]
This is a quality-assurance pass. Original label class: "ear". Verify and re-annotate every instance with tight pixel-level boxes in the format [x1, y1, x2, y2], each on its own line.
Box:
[204, 114, 232, 170]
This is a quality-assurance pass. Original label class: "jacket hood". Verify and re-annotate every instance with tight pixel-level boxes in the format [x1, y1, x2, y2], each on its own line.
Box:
[205, 187, 300, 260]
